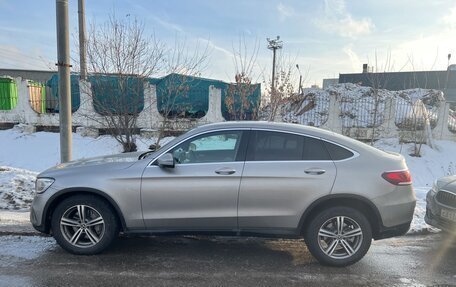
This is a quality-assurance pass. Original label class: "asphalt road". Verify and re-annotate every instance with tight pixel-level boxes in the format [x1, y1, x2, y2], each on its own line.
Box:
[0, 233, 455, 287]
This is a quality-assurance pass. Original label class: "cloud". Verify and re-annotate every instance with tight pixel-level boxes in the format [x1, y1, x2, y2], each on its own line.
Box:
[315, 0, 374, 38]
[0, 45, 53, 70]
[442, 5, 456, 28]
[277, 3, 294, 21]
[197, 38, 233, 58]
[151, 16, 184, 33]
[343, 45, 362, 71]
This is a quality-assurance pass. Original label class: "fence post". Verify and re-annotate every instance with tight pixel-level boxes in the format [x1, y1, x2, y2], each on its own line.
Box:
[323, 93, 342, 133]
[137, 82, 163, 130]
[73, 79, 101, 129]
[433, 101, 452, 140]
[379, 97, 398, 138]
[200, 85, 224, 124]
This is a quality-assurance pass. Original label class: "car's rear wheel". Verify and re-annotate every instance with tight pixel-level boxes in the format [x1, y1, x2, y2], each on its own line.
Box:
[305, 206, 372, 267]
[51, 195, 118, 255]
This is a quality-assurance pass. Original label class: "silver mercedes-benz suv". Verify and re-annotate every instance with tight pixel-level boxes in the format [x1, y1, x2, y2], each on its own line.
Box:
[30, 122, 416, 266]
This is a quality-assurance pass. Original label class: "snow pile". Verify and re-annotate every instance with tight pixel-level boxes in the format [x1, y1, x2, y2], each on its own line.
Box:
[395, 88, 442, 129]
[281, 88, 330, 126]
[274, 83, 454, 131]
[0, 166, 37, 210]
[330, 84, 392, 128]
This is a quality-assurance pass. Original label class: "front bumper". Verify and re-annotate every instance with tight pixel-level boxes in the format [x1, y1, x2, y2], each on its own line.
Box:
[30, 207, 48, 233]
[425, 189, 456, 232]
[29, 186, 58, 234]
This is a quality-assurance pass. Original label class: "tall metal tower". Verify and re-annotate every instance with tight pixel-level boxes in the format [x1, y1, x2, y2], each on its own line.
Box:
[267, 36, 283, 101]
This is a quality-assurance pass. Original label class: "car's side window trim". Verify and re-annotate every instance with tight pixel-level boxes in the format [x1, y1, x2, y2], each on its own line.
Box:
[245, 128, 359, 163]
[148, 128, 251, 167]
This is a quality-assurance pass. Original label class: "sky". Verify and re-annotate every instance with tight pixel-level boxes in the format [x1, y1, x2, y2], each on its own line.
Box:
[0, 0, 456, 88]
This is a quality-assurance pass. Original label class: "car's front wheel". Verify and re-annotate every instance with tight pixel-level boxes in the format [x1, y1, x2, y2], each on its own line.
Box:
[305, 206, 372, 266]
[51, 195, 119, 255]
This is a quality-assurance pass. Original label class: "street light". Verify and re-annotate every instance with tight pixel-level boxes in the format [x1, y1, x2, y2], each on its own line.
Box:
[296, 64, 302, 95]
[267, 36, 283, 103]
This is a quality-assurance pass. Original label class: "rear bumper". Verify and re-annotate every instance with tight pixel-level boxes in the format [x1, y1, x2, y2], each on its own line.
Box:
[372, 185, 416, 228]
[375, 221, 411, 240]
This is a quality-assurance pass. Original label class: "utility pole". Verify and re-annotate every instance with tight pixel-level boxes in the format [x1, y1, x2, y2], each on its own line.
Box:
[267, 36, 283, 102]
[56, 0, 72, 162]
[78, 0, 87, 80]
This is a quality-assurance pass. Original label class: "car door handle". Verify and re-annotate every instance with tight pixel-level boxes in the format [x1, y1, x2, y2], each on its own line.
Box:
[304, 168, 326, 175]
[215, 168, 236, 175]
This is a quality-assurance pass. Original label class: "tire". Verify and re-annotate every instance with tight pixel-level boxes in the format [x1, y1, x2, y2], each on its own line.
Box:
[51, 195, 119, 255]
[305, 206, 372, 267]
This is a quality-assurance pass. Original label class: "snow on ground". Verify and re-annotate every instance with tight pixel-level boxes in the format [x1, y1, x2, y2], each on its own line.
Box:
[0, 128, 455, 234]
[0, 126, 161, 171]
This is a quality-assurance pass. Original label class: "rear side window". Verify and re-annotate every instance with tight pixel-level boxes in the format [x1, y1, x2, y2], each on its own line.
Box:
[302, 137, 331, 160]
[246, 131, 333, 161]
[324, 141, 354, 160]
[247, 131, 304, 161]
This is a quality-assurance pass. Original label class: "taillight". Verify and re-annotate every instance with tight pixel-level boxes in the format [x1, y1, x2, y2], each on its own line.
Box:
[381, 170, 412, 186]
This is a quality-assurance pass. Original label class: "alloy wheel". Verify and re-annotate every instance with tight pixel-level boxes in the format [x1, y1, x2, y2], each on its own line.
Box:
[317, 216, 363, 259]
[60, 204, 105, 248]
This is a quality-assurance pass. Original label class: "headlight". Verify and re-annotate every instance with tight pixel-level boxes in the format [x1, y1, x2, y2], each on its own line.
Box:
[35, 178, 55, 194]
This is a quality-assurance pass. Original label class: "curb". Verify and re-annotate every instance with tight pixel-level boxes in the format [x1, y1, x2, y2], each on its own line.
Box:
[0, 224, 41, 236]
[0, 211, 41, 236]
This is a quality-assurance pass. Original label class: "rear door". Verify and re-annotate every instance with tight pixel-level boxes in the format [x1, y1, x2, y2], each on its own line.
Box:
[238, 130, 337, 233]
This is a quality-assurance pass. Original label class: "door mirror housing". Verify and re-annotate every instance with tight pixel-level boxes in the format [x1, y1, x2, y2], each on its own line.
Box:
[157, 153, 175, 168]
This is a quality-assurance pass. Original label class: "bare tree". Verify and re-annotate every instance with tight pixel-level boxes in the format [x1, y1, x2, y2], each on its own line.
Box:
[85, 15, 165, 152]
[364, 50, 394, 145]
[263, 53, 298, 121]
[224, 36, 261, 120]
[153, 37, 210, 148]
[84, 15, 209, 152]
[399, 54, 439, 156]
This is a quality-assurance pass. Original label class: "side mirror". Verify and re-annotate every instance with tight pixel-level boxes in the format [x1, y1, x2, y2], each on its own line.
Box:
[157, 153, 175, 168]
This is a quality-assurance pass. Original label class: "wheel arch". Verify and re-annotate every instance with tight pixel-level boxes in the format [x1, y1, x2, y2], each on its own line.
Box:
[41, 188, 127, 234]
[298, 194, 384, 239]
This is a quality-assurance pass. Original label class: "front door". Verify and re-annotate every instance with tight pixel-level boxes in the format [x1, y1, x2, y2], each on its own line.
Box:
[141, 130, 247, 231]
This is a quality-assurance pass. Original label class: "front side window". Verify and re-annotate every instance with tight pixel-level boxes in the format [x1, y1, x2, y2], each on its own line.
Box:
[170, 131, 243, 164]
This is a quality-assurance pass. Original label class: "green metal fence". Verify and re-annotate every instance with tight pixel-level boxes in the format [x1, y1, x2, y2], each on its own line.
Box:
[0, 78, 18, 110]
[46, 74, 81, 113]
[151, 73, 261, 120]
[89, 75, 144, 115]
